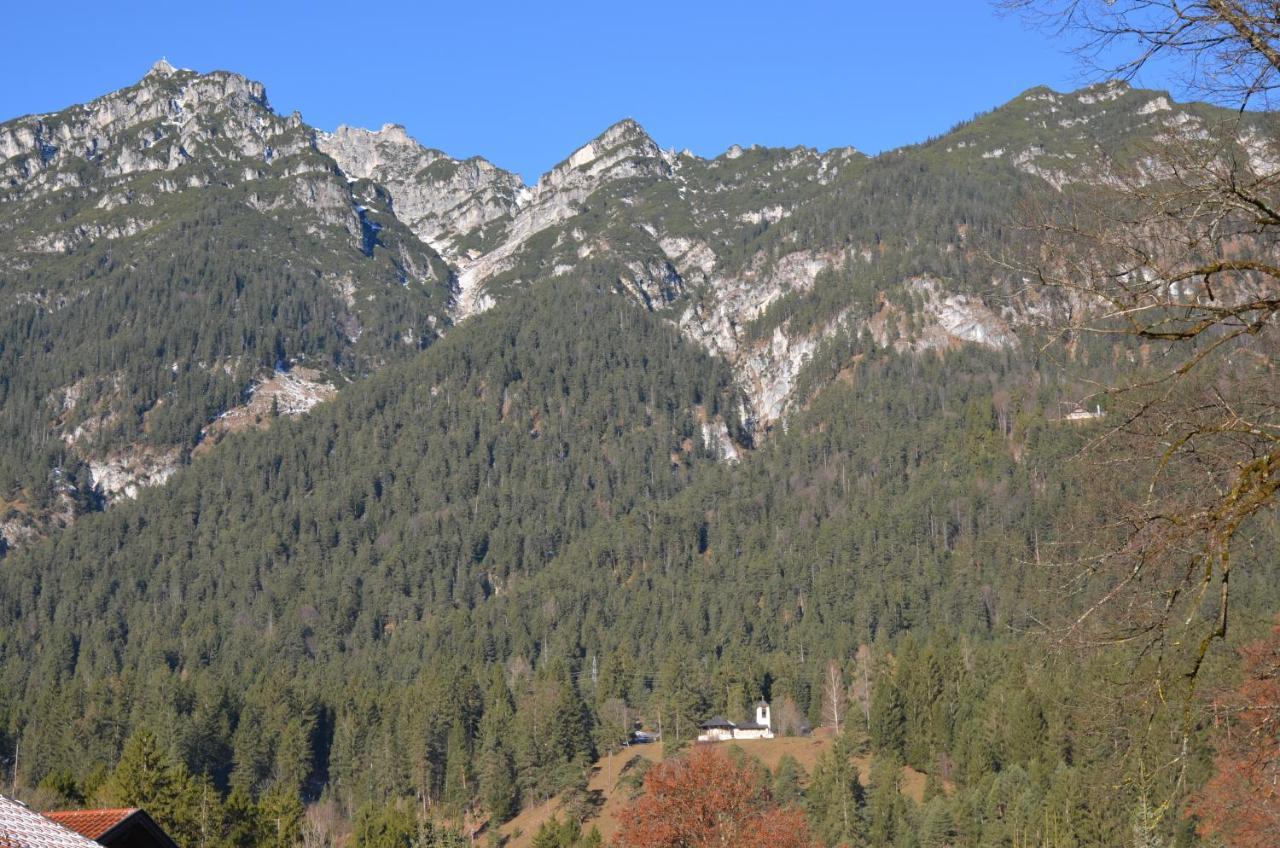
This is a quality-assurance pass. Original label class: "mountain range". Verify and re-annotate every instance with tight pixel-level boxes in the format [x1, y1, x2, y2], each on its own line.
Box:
[1, 59, 1278, 847]
[3, 58, 1272, 548]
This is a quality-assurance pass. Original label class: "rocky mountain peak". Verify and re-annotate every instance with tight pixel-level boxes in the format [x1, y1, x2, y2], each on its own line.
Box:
[0, 62, 384, 283]
[447, 118, 674, 318]
[6, 64, 1272, 553]
[551, 117, 660, 177]
[318, 123, 441, 181]
[375, 122, 413, 142]
[597, 117, 653, 147]
[316, 122, 524, 263]
[0, 64, 278, 187]
[147, 58, 177, 77]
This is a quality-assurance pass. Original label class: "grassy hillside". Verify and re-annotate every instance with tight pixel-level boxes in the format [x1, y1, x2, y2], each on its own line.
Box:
[499, 733, 933, 848]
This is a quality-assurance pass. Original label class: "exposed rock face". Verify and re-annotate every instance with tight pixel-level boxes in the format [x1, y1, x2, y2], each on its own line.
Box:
[907, 277, 1019, 352]
[0, 62, 311, 198]
[318, 118, 677, 320]
[310, 104, 1035, 428]
[201, 367, 338, 448]
[452, 118, 673, 318]
[0, 64, 388, 268]
[312, 106, 1041, 425]
[742, 323, 825, 424]
[89, 447, 182, 501]
[701, 419, 741, 463]
[671, 248, 846, 421]
[316, 124, 524, 260]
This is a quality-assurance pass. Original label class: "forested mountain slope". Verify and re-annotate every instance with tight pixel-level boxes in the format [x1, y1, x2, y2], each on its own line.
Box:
[3, 273, 1277, 836]
[0, 61, 452, 546]
[4, 60, 1277, 553]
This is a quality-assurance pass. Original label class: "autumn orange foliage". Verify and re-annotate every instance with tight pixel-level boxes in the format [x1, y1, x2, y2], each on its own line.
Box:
[1189, 619, 1280, 848]
[615, 746, 812, 848]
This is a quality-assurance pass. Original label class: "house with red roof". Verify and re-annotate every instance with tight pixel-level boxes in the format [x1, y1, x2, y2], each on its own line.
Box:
[0, 798, 177, 848]
[45, 809, 176, 848]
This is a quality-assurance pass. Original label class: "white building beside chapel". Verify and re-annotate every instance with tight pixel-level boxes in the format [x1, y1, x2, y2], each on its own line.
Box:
[697, 701, 774, 742]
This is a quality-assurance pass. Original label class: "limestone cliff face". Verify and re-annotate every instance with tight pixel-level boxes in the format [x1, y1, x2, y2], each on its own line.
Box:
[0, 60, 313, 196]
[0, 62, 1073, 445]
[0, 59, 368, 258]
[451, 118, 674, 317]
[317, 118, 677, 319]
[0, 59, 452, 298]
[309, 110, 1029, 427]
[316, 124, 524, 261]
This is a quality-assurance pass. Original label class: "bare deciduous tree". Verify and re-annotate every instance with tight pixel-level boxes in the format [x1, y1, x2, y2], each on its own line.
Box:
[771, 696, 807, 737]
[1003, 1, 1280, 107]
[822, 660, 846, 734]
[1001, 0, 1280, 692]
[300, 799, 345, 848]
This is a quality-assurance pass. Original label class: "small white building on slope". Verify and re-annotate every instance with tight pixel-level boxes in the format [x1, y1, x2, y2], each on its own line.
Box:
[697, 701, 774, 742]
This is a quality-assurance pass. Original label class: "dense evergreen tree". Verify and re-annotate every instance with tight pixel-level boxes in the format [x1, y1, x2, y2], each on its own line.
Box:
[806, 733, 866, 847]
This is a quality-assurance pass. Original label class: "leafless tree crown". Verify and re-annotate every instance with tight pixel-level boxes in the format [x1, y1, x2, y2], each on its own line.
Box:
[1005, 0, 1280, 693]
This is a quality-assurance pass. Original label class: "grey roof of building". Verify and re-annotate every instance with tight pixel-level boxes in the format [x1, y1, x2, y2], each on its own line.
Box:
[0, 797, 103, 848]
[700, 716, 735, 728]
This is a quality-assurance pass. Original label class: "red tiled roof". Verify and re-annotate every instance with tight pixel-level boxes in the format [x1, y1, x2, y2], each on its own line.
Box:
[43, 810, 138, 842]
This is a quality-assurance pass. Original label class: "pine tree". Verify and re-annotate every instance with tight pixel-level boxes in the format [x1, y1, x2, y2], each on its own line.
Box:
[1005, 691, 1047, 766]
[920, 797, 957, 848]
[273, 712, 315, 798]
[229, 704, 271, 797]
[805, 732, 866, 847]
[257, 783, 304, 848]
[865, 755, 907, 848]
[352, 801, 418, 848]
[99, 729, 205, 848]
[478, 668, 518, 822]
[771, 755, 807, 807]
[869, 676, 906, 759]
[442, 722, 472, 812]
[551, 671, 594, 769]
[224, 787, 263, 848]
[101, 729, 182, 809]
[593, 696, 631, 763]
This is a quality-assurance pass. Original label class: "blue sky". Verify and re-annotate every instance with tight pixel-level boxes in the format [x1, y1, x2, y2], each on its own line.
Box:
[0, 1, 1178, 182]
